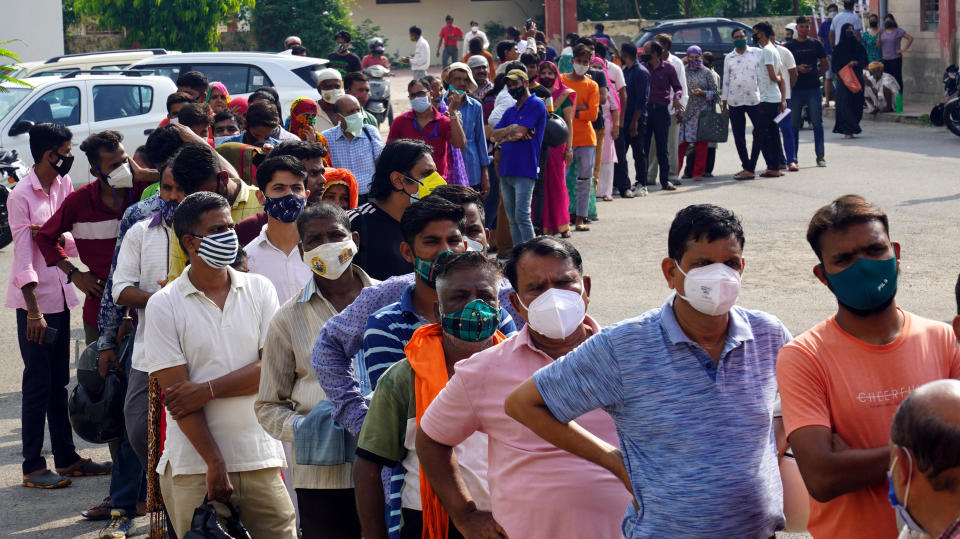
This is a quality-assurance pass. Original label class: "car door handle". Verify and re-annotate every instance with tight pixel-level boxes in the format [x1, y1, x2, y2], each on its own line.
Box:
[143, 129, 155, 135]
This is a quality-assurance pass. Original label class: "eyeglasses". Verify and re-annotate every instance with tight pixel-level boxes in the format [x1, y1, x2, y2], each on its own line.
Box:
[410, 90, 428, 98]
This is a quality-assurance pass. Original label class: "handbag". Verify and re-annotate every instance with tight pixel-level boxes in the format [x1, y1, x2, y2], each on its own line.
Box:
[697, 104, 729, 143]
[839, 65, 863, 93]
[182, 496, 252, 539]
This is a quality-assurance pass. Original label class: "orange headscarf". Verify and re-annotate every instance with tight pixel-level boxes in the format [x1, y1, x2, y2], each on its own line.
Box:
[289, 97, 320, 141]
[321, 168, 359, 209]
[227, 95, 248, 116]
[405, 323, 506, 539]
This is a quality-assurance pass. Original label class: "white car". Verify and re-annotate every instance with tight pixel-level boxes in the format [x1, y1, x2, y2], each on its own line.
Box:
[9, 49, 180, 79]
[130, 52, 328, 118]
[0, 73, 177, 186]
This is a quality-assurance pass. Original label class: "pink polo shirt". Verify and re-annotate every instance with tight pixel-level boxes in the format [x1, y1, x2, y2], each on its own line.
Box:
[420, 316, 630, 539]
[5, 168, 80, 314]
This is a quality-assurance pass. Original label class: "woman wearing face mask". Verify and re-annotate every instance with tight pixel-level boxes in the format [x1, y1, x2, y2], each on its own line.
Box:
[832, 23, 868, 139]
[862, 14, 882, 64]
[539, 61, 574, 238]
[286, 98, 322, 142]
[677, 46, 718, 181]
[879, 14, 912, 93]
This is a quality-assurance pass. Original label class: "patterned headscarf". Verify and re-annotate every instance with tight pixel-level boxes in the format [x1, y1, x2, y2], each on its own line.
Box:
[321, 168, 359, 209]
[227, 95, 248, 116]
[206, 82, 230, 105]
[868, 61, 884, 71]
[289, 97, 320, 141]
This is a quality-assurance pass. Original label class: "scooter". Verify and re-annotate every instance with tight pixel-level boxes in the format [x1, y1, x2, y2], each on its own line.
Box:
[930, 65, 960, 137]
[0, 148, 29, 249]
[364, 63, 393, 127]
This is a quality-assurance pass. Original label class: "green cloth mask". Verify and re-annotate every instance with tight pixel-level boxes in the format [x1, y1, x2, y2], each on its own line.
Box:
[734, 39, 747, 49]
[441, 299, 500, 342]
[822, 256, 898, 311]
[414, 250, 454, 288]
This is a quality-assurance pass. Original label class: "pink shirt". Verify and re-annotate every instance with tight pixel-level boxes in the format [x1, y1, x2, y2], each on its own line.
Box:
[420, 316, 630, 539]
[5, 168, 80, 314]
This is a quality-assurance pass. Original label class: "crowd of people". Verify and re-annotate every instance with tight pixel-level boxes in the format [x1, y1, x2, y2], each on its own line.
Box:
[5, 8, 958, 539]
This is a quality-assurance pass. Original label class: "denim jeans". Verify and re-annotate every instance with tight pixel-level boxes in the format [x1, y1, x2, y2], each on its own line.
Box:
[790, 88, 825, 160]
[110, 342, 147, 514]
[500, 175, 536, 243]
[779, 109, 796, 165]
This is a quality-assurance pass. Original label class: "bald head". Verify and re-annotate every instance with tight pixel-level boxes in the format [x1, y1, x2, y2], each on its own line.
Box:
[335, 94, 361, 116]
[891, 379, 960, 491]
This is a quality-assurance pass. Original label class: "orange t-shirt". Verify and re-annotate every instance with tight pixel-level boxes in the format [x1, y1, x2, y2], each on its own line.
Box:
[777, 309, 960, 539]
[561, 75, 599, 147]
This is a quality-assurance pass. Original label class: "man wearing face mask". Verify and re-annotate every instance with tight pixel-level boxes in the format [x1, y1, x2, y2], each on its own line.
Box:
[355, 251, 507, 539]
[777, 195, 960, 539]
[887, 380, 960, 539]
[437, 15, 464, 69]
[722, 28, 763, 181]
[37, 130, 157, 344]
[255, 202, 373, 539]
[388, 79, 466, 178]
[417, 237, 632, 539]
[444, 63, 491, 198]
[463, 20, 489, 58]
[243, 156, 312, 303]
[329, 30, 363, 76]
[506, 204, 791, 538]
[316, 69, 347, 133]
[639, 40, 683, 192]
[322, 94, 383, 200]
[143, 191, 296, 539]
[558, 45, 600, 229]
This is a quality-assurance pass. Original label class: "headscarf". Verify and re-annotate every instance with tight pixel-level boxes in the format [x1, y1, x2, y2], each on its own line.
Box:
[868, 61, 884, 71]
[686, 46, 703, 71]
[206, 82, 230, 105]
[539, 61, 569, 101]
[321, 168, 359, 209]
[832, 23, 868, 77]
[288, 97, 320, 141]
[228, 95, 248, 116]
[587, 55, 621, 111]
[215, 142, 266, 185]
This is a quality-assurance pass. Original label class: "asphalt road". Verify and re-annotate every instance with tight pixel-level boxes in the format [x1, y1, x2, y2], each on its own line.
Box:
[1, 117, 957, 537]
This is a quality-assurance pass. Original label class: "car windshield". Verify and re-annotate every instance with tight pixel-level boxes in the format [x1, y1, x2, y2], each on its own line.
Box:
[0, 87, 32, 123]
[292, 64, 327, 89]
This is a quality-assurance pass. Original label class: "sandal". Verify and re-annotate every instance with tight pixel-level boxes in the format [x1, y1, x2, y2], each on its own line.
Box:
[621, 190, 635, 199]
[788, 163, 800, 172]
[733, 171, 755, 180]
[57, 458, 112, 477]
[602, 195, 613, 201]
[575, 224, 591, 232]
[559, 231, 572, 238]
[759, 170, 784, 178]
[23, 470, 71, 489]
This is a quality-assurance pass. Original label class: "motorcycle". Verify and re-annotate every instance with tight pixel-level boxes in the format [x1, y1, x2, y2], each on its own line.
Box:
[930, 65, 960, 137]
[0, 149, 28, 249]
[364, 63, 394, 127]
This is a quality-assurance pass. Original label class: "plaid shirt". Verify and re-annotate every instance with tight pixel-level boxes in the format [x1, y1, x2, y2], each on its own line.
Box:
[321, 125, 384, 195]
[96, 196, 162, 351]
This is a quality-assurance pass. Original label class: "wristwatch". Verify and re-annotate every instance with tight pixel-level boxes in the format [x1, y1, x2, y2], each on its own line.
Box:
[66, 267, 79, 283]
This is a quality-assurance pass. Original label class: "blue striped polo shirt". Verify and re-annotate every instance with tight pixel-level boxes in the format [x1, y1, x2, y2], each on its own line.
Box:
[534, 295, 790, 538]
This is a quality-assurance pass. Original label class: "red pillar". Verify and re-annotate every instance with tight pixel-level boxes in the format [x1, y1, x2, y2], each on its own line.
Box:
[940, 0, 957, 64]
[545, 0, 578, 47]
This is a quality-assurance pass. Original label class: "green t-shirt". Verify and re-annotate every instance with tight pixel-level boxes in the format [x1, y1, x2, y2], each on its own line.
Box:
[357, 359, 416, 466]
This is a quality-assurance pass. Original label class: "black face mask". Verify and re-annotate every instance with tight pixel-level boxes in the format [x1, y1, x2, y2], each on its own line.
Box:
[539, 76, 555, 88]
[752, 34, 760, 45]
[51, 152, 74, 177]
[640, 53, 651, 63]
[885, 21, 897, 29]
[869, 20, 879, 28]
[508, 86, 526, 100]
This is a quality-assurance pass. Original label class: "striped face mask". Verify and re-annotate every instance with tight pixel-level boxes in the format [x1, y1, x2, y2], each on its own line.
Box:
[196, 229, 239, 269]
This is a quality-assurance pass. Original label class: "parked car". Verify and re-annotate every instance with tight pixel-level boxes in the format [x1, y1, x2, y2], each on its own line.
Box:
[130, 52, 329, 119]
[8, 49, 179, 79]
[635, 18, 753, 76]
[0, 72, 177, 186]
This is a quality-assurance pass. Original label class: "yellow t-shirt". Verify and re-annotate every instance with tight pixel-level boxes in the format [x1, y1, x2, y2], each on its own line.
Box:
[167, 178, 263, 281]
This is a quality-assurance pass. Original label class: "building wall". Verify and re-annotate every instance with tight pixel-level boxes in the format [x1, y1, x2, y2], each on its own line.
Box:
[883, 0, 956, 101]
[349, 0, 541, 66]
[6, 0, 64, 62]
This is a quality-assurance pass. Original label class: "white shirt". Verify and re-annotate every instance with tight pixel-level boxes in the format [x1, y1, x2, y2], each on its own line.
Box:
[487, 86, 516, 127]
[665, 53, 688, 115]
[111, 216, 170, 372]
[401, 418, 490, 511]
[775, 44, 796, 100]
[722, 47, 762, 107]
[144, 266, 285, 476]
[411, 36, 431, 71]
[244, 226, 312, 305]
[463, 29, 489, 56]
[758, 43, 783, 103]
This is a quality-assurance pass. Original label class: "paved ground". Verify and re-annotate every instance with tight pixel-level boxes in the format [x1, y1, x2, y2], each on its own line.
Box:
[1, 114, 958, 536]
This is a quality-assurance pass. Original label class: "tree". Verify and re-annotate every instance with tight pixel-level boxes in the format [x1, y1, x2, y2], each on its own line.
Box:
[73, 0, 252, 52]
[0, 41, 31, 92]
[252, 0, 353, 57]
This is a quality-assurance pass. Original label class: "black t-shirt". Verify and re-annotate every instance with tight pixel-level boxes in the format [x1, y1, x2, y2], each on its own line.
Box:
[327, 52, 363, 75]
[588, 69, 609, 130]
[785, 39, 827, 91]
[348, 202, 413, 281]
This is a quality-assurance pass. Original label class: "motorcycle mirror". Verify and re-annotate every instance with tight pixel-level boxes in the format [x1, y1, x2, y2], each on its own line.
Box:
[9, 120, 34, 137]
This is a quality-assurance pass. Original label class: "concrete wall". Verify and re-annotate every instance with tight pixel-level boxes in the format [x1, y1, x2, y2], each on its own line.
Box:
[6, 0, 64, 62]
[578, 16, 801, 50]
[348, 0, 541, 65]
[887, 0, 957, 102]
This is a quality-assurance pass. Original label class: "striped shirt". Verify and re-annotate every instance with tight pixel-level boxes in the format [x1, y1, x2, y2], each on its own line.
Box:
[533, 295, 790, 538]
[255, 267, 376, 490]
[37, 180, 141, 327]
[362, 283, 517, 388]
[321, 124, 383, 195]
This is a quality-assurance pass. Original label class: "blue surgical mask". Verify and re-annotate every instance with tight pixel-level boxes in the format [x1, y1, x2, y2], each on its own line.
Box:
[411, 96, 432, 113]
[822, 256, 898, 312]
[888, 449, 926, 534]
[213, 135, 234, 146]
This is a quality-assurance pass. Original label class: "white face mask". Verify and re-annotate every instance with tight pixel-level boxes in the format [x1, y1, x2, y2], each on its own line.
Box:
[213, 135, 234, 146]
[471, 26, 479, 33]
[517, 287, 586, 340]
[169, 117, 180, 125]
[465, 237, 484, 252]
[573, 63, 590, 76]
[106, 162, 134, 189]
[675, 261, 742, 316]
[303, 239, 357, 280]
[322, 88, 345, 104]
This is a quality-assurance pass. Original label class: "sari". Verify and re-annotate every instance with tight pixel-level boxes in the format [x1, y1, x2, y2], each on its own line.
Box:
[540, 62, 572, 236]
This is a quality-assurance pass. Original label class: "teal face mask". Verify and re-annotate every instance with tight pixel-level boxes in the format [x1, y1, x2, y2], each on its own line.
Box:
[414, 250, 454, 288]
[448, 85, 465, 96]
[441, 299, 500, 342]
[822, 256, 898, 311]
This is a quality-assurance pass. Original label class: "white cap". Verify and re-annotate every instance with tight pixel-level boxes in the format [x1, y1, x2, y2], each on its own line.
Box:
[443, 62, 478, 92]
[785, 22, 797, 32]
[467, 55, 489, 69]
[316, 68, 342, 83]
